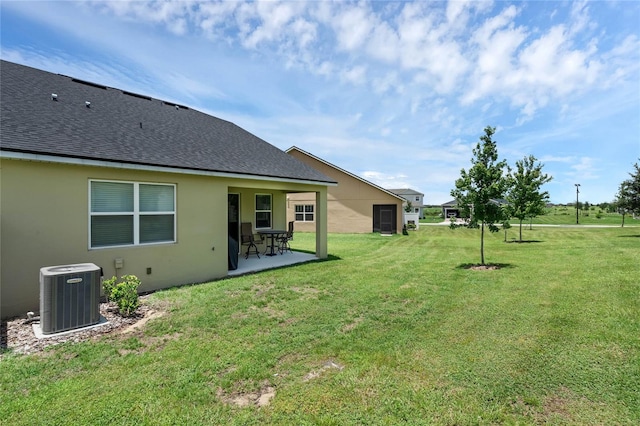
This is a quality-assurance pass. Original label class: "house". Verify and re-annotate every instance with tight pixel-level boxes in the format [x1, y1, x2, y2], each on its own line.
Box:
[285, 147, 404, 234]
[441, 199, 508, 219]
[441, 199, 461, 218]
[387, 188, 426, 218]
[0, 61, 336, 319]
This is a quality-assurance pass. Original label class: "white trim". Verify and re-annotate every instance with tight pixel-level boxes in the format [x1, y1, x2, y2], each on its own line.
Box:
[88, 179, 176, 249]
[255, 193, 272, 229]
[2, 151, 336, 187]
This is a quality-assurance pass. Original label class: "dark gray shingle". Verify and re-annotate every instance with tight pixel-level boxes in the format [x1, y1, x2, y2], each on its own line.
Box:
[0, 60, 335, 184]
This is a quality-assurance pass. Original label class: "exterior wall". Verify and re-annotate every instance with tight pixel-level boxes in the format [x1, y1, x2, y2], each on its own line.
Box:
[393, 191, 425, 218]
[286, 151, 403, 233]
[1, 159, 327, 318]
[403, 212, 420, 229]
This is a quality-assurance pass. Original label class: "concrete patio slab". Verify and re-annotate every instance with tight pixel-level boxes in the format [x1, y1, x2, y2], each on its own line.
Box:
[228, 251, 318, 276]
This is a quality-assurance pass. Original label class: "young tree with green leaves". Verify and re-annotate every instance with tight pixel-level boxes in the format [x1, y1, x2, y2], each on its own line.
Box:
[505, 155, 552, 241]
[616, 159, 640, 227]
[450, 126, 510, 265]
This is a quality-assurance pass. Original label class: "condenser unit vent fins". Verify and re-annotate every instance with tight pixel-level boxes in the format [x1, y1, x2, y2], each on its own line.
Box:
[40, 263, 101, 334]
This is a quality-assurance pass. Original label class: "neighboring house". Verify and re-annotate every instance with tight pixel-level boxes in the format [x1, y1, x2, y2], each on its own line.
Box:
[387, 188, 426, 218]
[286, 147, 404, 234]
[442, 199, 461, 218]
[0, 61, 336, 319]
[441, 199, 508, 219]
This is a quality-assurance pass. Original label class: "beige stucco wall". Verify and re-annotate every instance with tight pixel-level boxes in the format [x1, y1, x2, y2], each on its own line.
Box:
[286, 150, 403, 233]
[1, 158, 328, 319]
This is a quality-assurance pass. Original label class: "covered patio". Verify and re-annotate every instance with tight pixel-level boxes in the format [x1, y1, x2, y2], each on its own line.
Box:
[228, 251, 318, 276]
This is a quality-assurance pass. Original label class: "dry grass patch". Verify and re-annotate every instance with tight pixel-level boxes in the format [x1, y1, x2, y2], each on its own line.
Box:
[216, 380, 276, 408]
[341, 316, 364, 333]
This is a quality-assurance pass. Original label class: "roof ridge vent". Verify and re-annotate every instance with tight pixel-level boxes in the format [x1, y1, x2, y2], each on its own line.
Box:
[163, 101, 189, 110]
[122, 90, 152, 101]
[71, 78, 107, 90]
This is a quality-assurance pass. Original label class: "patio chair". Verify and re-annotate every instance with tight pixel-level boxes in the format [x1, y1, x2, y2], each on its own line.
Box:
[277, 221, 294, 254]
[241, 222, 261, 259]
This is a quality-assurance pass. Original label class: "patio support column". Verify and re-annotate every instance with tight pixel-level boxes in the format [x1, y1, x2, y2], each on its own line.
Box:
[315, 188, 328, 259]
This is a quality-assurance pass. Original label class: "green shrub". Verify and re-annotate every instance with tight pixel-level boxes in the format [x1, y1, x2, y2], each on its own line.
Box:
[102, 276, 117, 302]
[103, 275, 141, 317]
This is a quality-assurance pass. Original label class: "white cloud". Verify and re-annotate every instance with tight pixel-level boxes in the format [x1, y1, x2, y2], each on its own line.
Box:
[197, 1, 239, 39]
[366, 21, 400, 63]
[340, 65, 367, 85]
[371, 71, 401, 95]
[95, 0, 192, 35]
[565, 157, 600, 182]
[361, 171, 412, 190]
[332, 4, 375, 52]
[239, 1, 302, 49]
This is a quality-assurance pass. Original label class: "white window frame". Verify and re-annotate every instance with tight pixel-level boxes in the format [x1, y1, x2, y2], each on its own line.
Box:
[294, 204, 315, 222]
[89, 179, 176, 249]
[255, 193, 272, 229]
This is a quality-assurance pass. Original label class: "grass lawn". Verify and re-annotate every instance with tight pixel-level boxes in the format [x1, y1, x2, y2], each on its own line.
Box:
[421, 205, 638, 226]
[1, 226, 639, 425]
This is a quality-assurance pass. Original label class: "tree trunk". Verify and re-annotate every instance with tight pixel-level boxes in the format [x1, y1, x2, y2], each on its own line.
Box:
[480, 222, 485, 265]
[622, 213, 626, 228]
[519, 218, 523, 241]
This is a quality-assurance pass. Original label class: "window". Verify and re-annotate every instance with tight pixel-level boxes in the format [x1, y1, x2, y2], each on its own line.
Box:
[415, 196, 420, 202]
[295, 204, 314, 222]
[255, 194, 272, 228]
[90, 180, 175, 248]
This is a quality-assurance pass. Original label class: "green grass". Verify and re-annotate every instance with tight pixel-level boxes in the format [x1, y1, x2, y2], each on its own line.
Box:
[2, 227, 639, 425]
[421, 205, 637, 226]
[531, 207, 632, 226]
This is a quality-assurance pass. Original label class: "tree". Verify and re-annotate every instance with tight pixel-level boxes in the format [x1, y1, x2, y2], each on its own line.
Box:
[404, 200, 413, 213]
[450, 126, 509, 265]
[616, 182, 631, 227]
[616, 159, 640, 226]
[505, 155, 552, 241]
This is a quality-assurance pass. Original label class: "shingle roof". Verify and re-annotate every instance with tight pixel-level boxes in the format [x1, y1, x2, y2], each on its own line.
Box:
[0, 60, 335, 184]
[286, 146, 404, 201]
[387, 188, 424, 196]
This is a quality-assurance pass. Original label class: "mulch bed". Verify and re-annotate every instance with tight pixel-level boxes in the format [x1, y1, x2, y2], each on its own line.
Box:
[1, 297, 154, 359]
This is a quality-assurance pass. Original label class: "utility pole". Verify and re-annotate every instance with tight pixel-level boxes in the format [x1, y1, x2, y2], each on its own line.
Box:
[575, 184, 581, 224]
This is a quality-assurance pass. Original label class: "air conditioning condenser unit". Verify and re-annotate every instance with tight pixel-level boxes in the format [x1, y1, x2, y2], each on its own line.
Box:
[40, 263, 101, 334]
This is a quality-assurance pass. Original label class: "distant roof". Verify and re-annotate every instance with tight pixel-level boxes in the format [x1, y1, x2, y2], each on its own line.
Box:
[387, 188, 424, 196]
[442, 199, 508, 206]
[286, 146, 404, 201]
[0, 60, 335, 185]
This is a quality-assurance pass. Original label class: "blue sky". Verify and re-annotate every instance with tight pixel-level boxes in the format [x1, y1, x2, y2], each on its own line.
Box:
[1, 1, 639, 205]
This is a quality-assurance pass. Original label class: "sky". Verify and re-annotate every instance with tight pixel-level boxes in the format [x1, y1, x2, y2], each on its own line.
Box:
[1, 1, 639, 205]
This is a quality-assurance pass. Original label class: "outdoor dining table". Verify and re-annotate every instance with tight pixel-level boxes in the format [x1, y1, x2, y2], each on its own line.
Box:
[258, 229, 286, 256]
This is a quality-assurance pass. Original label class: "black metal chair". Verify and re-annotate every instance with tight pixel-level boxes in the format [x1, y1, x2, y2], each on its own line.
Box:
[277, 221, 294, 254]
[240, 222, 261, 259]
